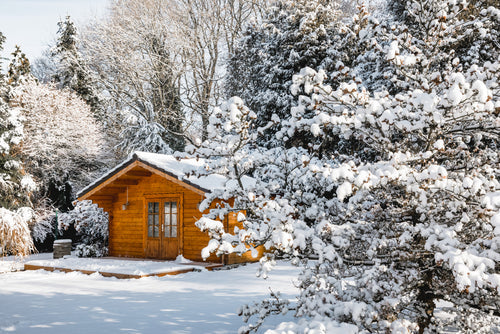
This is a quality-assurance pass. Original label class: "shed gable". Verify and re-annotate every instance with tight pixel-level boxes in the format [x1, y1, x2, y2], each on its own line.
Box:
[78, 160, 206, 202]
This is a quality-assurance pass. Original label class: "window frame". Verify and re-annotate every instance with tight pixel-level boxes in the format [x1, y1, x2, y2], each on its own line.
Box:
[144, 194, 183, 241]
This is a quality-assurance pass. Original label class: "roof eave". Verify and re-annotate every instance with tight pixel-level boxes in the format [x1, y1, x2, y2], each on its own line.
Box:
[77, 153, 209, 200]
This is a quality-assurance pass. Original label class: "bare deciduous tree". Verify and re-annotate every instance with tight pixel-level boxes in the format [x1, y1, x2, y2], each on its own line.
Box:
[166, 0, 268, 141]
[80, 0, 267, 147]
[81, 0, 185, 153]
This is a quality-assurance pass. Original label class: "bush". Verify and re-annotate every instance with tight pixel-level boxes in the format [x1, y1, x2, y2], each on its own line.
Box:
[74, 243, 107, 257]
[0, 207, 35, 257]
[59, 200, 108, 257]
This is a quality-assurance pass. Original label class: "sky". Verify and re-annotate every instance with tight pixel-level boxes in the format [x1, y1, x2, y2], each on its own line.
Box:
[0, 0, 109, 64]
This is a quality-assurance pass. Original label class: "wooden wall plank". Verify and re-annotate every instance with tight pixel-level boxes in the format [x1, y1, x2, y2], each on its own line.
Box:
[83, 165, 259, 265]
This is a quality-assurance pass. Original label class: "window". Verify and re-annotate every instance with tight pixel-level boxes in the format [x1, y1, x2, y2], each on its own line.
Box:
[164, 202, 178, 238]
[147, 200, 178, 238]
[147, 202, 160, 238]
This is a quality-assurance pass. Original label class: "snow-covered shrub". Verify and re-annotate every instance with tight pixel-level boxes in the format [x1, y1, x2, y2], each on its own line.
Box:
[30, 207, 55, 242]
[29, 206, 59, 252]
[59, 200, 109, 257]
[0, 207, 35, 257]
[74, 243, 107, 258]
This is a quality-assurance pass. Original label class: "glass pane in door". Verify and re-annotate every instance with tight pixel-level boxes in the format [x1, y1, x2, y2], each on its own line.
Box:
[148, 202, 160, 237]
[164, 201, 178, 238]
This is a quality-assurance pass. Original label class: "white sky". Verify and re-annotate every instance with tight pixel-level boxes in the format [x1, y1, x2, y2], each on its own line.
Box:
[0, 0, 109, 64]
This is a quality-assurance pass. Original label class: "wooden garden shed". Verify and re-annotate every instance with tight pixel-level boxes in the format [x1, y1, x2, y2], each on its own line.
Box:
[77, 152, 259, 265]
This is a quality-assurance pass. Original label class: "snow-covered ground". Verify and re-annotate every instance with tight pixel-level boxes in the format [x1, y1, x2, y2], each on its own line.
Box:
[0, 254, 300, 334]
[24, 255, 207, 276]
[0, 252, 54, 273]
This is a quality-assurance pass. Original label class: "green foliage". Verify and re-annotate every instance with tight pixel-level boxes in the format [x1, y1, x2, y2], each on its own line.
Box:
[225, 0, 341, 147]
[52, 16, 102, 117]
[7, 45, 32, 86]
[0, 99, 33, 210]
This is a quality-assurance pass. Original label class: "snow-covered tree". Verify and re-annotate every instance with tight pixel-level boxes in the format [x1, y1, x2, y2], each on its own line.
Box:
[116, 103, 177, 154]
[0, 85, 34, 211]
[12, 79, 114, 206]
[7, 46, 31, 87]
[225, 0, 343, 147]
[0, 35, 37, 257]
[59, 200, 109, 257]
[81, 1, 185, 153]
[194, 1, 500, 332]
[0, 32, 5, 84]
[387, 0, 500, 67]
[52, 16, 103, 118]
[171, 0, 267, 142]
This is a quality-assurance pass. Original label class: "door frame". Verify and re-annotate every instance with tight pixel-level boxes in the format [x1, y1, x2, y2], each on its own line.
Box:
[143, 193, 183, 259]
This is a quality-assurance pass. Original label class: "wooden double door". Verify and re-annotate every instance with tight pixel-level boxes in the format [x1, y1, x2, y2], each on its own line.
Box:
[145, 198, 180, 259]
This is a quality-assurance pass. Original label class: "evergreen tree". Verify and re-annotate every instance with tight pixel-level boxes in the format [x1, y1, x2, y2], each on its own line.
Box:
[0, 36, 34, 210]
[7, 45, 31, 86]
[0, 32, 6, 102]
[0, 33, 36, 257]
[0, 32, 5, 83]
[0, 97, 33, 209]
[225, 0, 341, 147]
[146, 33, 184, 152]
[52, 16, 102, 117]
[196, 0, 500, 332]
[387, 0, 499, 67]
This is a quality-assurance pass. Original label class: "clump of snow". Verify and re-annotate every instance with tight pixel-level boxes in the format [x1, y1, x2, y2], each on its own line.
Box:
[311, 123, 321, 137]
[483, 192, 500, 210]
[387, 41, 399, 60]
[472, 80, 489, 103]
[20, 175, 37, 192]
[433, 139, 445, 150]
[53, 239, 72, 245]
[336, 181, 352, 201]
[175, 255, 193, 264]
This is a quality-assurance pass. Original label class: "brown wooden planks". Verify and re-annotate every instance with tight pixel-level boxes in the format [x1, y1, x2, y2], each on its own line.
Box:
[81, 162, 261, 264]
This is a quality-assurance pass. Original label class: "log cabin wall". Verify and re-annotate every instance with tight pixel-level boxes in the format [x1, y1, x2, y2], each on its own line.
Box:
[80, 157, 262, 265]
[88, 173, 220, 262]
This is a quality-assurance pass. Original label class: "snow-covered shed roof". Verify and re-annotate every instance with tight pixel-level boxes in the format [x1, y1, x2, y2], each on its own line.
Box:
[77, 152, 254, 198]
